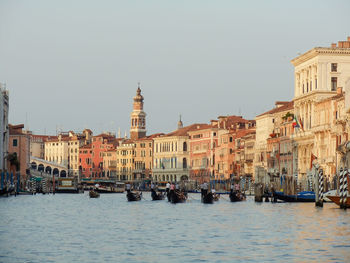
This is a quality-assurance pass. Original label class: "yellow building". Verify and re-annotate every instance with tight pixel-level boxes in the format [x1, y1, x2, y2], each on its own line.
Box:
[103, 149, 118, 178]
[133, 134, 163, 182]
[116, 140, 135, 181]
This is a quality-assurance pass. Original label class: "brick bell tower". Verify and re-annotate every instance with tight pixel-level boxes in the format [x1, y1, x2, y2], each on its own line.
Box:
[130, 84, 146, 140]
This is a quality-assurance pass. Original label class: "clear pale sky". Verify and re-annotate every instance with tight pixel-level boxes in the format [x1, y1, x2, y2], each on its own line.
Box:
[1, 0, 349, 136]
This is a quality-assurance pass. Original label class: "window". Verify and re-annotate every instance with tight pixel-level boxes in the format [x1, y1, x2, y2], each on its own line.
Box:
[229, 137, 233, 142]
[12, 139, 18, 147]
[331, 63, 337, 72]
[331, 77, 337, 91]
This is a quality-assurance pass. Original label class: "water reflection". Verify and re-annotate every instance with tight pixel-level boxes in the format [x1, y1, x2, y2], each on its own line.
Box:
[0, 193, 349, 262]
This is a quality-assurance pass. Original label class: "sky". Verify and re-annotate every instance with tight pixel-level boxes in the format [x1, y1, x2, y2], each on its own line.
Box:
[1, 0, 349, 136]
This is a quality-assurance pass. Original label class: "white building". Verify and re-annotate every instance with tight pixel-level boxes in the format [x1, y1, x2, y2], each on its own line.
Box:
[0, 83, 9, 172]
[291, 37, 350, 181]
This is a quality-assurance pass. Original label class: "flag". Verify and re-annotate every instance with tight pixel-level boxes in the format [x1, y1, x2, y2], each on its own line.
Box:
[298, 117, 304, 131]
[292, 115, 299, 129]
[310, 153, 317, 169]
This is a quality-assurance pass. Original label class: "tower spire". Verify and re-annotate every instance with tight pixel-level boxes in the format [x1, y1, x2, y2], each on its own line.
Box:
[130, 84, 147, 140]
[177, 114, 183, 130]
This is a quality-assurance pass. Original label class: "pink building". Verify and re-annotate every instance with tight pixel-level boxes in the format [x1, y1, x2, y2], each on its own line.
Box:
[188, 124, 218, 184]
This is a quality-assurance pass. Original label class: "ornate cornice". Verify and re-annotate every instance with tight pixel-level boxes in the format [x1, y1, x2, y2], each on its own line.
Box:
[291, 47, 350, 66]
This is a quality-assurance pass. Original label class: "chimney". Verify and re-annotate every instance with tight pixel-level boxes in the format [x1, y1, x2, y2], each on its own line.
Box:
[337, 87, 343, 94]
[331, 43, 337, 48]
[348, 36, 350, 42]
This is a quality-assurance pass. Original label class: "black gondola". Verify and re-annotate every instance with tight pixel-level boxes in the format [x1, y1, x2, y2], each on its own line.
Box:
[169, 190, 187, 204]
[126, 190, 142, 201]
[166, 189, 171, 202]
[89, 190, 100, 198]
[202, 192, 214, 204]
[229, 191, 246, 202]
[151, 189, 165, 201]
[213, 193, 220, 201]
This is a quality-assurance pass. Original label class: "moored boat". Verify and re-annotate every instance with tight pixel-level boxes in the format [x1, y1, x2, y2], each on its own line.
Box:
[273, 191, 315, 202]
[326, 195, 350, 208]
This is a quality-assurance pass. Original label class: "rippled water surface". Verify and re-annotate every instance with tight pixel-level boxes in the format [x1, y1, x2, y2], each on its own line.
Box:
[0, 193, 349, 262]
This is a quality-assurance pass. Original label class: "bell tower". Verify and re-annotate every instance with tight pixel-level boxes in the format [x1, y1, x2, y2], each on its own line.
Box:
[130, 84, 146, 140]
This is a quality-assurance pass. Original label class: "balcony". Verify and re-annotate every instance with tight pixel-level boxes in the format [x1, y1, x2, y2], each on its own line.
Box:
[152, 167, 189, 173]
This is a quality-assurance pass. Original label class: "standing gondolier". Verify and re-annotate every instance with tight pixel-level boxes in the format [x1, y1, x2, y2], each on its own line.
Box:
[202, 182, 208, 197]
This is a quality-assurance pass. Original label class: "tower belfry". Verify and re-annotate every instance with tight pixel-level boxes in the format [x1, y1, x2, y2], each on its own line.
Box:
[130, 84, 146, 140]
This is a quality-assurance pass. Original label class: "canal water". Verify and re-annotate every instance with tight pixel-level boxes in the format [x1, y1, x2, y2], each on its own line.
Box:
[0, 193, 349, 262]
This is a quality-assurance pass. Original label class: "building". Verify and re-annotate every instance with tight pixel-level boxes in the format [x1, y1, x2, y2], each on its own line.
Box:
[79, 144, 92, 178]
[46, 129, 93, 177]
[0, 84, 9, 172]
[188, 124, 218, 184]
[313, 89, 346, 177]
[291, 37, 350, 184]
[89, 133, 118, 178]
[103, 148, 118, 178]
[116, 139, 135, 181]
[130, 86, 146, 140]
[254, 102, 291, 181]
[8, 124, 30, 186]
[263, 101, 295, 180]
[241, 130, 256, 178]
[152, 124, 208, 183]
[214, 115, 255, 181]
[30, 135, 50, 159]
[133, 133, 163, 182]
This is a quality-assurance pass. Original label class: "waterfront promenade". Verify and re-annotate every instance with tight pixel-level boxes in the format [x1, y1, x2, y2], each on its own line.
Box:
[0, 193, 349, 262]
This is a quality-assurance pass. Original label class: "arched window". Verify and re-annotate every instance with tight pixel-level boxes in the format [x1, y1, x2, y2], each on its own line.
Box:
[183, 142, 187, 152]
[183, 158, 187, 169]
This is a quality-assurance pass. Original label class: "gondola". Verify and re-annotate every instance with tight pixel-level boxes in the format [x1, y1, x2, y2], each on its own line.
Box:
[229, 191, 246, 202]
[202, 192, 214, 204]
[89, 190, 100, 198]
[213, 193, 220, 201]
[166, 189, 171, 202]
[126, 190, 142, 201]
[169, 190, 187, 204]
[151, 189, 165, 201]
[273, 191, 315, 202]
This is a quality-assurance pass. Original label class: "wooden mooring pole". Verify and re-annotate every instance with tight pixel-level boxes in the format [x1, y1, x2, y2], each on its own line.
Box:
[315, 169, 324, 207]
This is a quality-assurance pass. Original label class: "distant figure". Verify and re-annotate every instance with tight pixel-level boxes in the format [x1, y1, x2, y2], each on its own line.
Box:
[175, 183, 180, 190]
[151, 182, 155, 190]
[230, 183, 234, 193]
[126, 183, 131, 192]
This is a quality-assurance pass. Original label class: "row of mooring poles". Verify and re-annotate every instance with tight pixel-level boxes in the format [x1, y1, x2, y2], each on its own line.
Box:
[339, 167, 348, 209]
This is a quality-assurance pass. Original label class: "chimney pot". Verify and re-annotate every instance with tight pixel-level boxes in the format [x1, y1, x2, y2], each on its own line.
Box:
[348, 36, 350, 42]
[331, 43, 337, 48]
